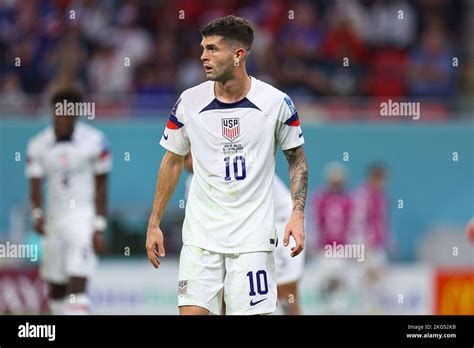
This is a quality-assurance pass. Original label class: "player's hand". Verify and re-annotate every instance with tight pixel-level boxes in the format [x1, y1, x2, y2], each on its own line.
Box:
[146, 222, 165, 268]
[92, 230, 106, 254]
[34, 217, 45, 235]
[284, 211, 305, 257]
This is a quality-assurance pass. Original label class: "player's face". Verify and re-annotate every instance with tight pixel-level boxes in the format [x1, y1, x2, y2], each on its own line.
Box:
[330, 179, 344, 191]
[200, 36, 236, 82]
[53, 114, 76, 140]
[371, 171, 386, 189]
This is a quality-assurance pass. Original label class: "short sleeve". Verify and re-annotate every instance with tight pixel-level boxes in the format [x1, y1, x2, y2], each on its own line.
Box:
[25, 141, 44, 178]
[159, 96, 190, 156]
[275, 95, 305, 151]
[93, 134, 112, 174]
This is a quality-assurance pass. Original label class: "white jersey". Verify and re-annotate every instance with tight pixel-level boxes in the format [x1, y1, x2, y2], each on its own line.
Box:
[26, 122, 112, 230]
[186, 173, 294, 245]
[160, 76, 304, 253]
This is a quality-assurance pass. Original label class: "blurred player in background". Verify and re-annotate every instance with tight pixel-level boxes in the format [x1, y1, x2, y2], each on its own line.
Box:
[351, 163, 390, 313]
[146, 15, 308, 315]
[351, 163, 390, 274]
[314, 163, 352, 250]
[184, 152, 304, 315]
[25, 88, 112, 315]
[312, 162, 355, 314]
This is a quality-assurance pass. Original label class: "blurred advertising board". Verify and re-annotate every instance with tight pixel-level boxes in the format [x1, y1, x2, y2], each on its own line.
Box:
[3, 261, 472, 315]
[434, 268, 474, 315]
[0, 267, 48, 314]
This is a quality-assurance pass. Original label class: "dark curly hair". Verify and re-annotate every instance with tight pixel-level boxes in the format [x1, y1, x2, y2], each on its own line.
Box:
[200, 15, 254, 51]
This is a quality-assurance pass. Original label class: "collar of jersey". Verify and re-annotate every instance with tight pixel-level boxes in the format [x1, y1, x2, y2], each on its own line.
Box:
[210, 75, 256, 106]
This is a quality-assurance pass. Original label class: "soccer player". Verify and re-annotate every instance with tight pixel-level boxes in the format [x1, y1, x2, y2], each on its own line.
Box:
[351, 163, 390, 272]
[146, 15, 308, 315]
[350, 163, 390, 313]
[312, 162, 355, 314]
[184, 152, 304, 315]
[314, 162, 352, 251]
[26, 88, 112, 315]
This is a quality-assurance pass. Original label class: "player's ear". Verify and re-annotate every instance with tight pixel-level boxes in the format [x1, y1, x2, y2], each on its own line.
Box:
[234, 47, 246, 61]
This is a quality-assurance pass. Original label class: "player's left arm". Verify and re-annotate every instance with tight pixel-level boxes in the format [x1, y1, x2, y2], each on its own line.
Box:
[283, 145, 308, 257]
[93, 173, 108, 254]
[92, 133, 112, 254]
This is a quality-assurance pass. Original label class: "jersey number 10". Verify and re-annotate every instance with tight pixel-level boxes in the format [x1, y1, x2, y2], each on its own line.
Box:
[224, 155, 246, 181]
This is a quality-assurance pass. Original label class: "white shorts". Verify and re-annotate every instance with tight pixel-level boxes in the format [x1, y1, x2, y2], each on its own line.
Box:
[363, 249, 388, 269]
[41, 219, 97, 284]
[315, 252, 352, 286]
[274, 223, 305, 285]
[178, 245, 277, 315]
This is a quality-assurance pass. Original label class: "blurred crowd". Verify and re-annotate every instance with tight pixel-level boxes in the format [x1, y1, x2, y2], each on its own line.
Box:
[0, 0, 472, 116]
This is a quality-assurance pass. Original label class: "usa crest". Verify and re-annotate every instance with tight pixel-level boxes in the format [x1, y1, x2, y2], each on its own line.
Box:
[178, 280, 188, 296]
[222, 118, 240, 142]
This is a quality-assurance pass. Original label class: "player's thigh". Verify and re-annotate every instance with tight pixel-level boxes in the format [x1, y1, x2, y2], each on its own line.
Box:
[64, 234, 97, 280]
[179, 305, 209, 315]
[41, 235, 68, 284]
[48, 282, 67, 300]
[224, 251, 277, 315]
[67, 276, 88, 294]
[178, 245, 225, 315]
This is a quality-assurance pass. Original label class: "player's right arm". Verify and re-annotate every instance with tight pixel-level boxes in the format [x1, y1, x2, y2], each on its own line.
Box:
[26, 138, 45, 235]
[29, 178, 44, 235]
[147, 96, 189, 268]
[146, 150, 185, 268]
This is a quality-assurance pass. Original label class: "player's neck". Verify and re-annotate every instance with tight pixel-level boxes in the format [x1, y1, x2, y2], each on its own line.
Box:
[214, 72, 251, 103]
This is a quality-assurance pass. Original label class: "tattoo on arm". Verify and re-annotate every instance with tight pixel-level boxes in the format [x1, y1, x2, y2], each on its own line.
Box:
[283, 146, 308, 214]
